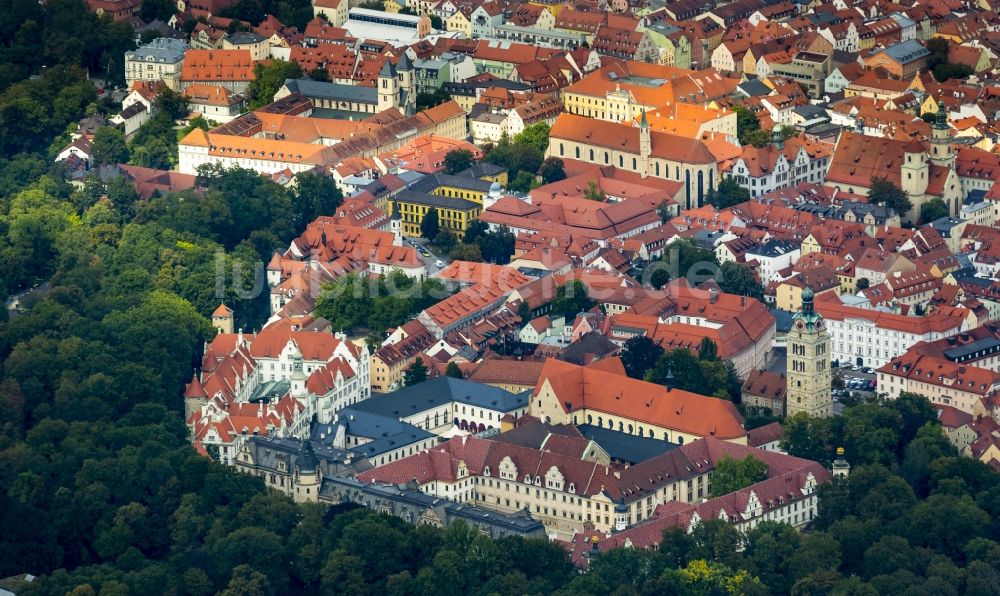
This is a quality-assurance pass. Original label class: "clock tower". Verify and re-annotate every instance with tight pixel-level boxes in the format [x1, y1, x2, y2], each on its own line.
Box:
[786, 286, 832, 417]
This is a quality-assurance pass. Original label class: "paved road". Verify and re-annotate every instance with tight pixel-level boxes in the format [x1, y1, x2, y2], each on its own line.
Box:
[408, 238, 449, 275]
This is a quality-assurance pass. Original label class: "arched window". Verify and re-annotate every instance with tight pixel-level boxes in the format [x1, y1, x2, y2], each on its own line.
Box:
[656, 162, 660, 176]
[685, 170, 691, 209]
[589, 148, 594, 160]
[628, 424, 633, 433]
[618, 155, 624, 167]
[604, 152, 610, 164]
[576, 146, 581, 159]
[697, 170, 705, 205]
[559, 143, 565, 156]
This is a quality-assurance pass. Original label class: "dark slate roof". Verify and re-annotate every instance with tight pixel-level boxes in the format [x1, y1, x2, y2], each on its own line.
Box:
[320, 475, 547, 535]
[397, 51, 414, 71]
[281, 78, 378, 104]
[409, 172, 496, 193]
[226, 31, 266, 44]
[737, 79, 772, 97]
[749, 238, 798, 258]
[559, 332, 620, 365]
[457, 162, 508, 179]
[395, 189, 480, 211]
[943, 337, 1000, 361]
[353, 377, 528, 416]
[577, 424, 679, 464]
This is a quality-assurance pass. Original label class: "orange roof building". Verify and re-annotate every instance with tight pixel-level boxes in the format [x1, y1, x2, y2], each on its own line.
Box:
[547, 112, 724, 210]
[180, 50, 256, 93]
[532, 358, 747, 444]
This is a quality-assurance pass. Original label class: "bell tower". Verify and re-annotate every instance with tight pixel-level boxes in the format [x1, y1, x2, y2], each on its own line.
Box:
[377, 60, 398, 113]
[786, 286, 832, 418]
[930, 100, 954, 168]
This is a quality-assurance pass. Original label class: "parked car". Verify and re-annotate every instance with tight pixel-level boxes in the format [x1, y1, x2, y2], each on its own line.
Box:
[851, 364, 861, 371]
[867, 380, 877, 390]
[435, 260, 444, 268]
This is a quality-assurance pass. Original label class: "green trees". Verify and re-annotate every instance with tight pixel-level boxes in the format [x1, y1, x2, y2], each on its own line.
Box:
[246, 60, 303, 109]
[416, 88, 452, 112]
[484, 133, 543, 185]
[513, 122, 550, 153]
[539, 157, 566, 184]
[709, 454, 768, 497]
[919, 197, 949, 223]
[315, 271, 449, 334]
[733, 105, 770, 147]
[445, 361, 463, 378]
[453, 224, 515, 264]
[717, 262, 765, 300]
[421, 207, 440, 240]
[707, 177, 751, 208]
[551, 280, 597, 319]
[290, 171, 343, 233]
[583, 180, 606, 201]
[660, 237, 719, 283]
[404, 357, 429, 386]
[868, 177, 912, 216]
[645, 347, 740, 400]
[928, 37, 975, 81]
[92, 126, 129, 165]
[443, 149, 474, 175]
[620, 336, 664, 379]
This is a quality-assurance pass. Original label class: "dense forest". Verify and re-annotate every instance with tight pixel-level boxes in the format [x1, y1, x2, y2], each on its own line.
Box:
[1, 1, 999, 594]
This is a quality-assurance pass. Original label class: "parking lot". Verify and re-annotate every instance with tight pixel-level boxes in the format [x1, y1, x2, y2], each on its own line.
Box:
[833, 365, 878, 409]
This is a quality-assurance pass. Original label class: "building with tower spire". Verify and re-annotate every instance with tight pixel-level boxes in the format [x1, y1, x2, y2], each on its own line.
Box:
[785, 286, 832, 418]
[827, 125, 961, 223]
[930, 100, 955, 168]
[832, 447, 851, 478]
[377, 59, 400, 113]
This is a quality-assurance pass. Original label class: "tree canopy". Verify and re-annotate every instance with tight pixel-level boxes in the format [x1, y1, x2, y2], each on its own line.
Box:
[710, 455, 768, 497]
[443, 149, 474, 175]
[246, 60, 302, 109]
[868, 177, 912, 217]
[707, 177, 751, 209]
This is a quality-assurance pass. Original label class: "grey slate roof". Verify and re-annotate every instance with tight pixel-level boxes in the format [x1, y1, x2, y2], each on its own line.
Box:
[226, 31, 266, 45]
[353, 377, 527, 416]
[577, 424, 679, 464]
[281, 79, 378, 104]
[126, 37, 187, 64]
[395, 189, 481, 211]
[881, 39, 930, 64]
[409, 172, 495, 194]
[748, 239, 799, 258]
[320, 475, 546, 536]
[737, 79, 771, 98]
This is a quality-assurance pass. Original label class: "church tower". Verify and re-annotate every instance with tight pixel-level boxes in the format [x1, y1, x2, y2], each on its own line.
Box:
[786, 286, 832, 418]
[638, 109, 650, 178]
[377, 60, 399, 113]
[900, 136, 928, 199]
[396, 52, 416, 116]
[929, 100, 954, 168]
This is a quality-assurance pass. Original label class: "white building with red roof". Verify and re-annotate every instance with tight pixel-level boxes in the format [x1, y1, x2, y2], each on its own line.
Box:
[185, 327, 370, 463]
[815, 292, 971, 369]
[567, 440, 829, 565]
